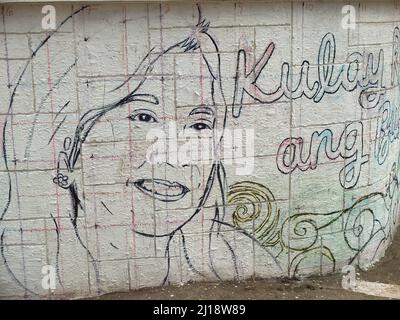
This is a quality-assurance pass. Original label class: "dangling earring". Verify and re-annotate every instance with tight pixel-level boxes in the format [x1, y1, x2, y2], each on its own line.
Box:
[53, 137, 74, 189]
[53, 172, 69, 188]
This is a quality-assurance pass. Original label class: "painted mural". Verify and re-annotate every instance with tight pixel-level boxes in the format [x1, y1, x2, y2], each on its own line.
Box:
[0, 1, 400, 298]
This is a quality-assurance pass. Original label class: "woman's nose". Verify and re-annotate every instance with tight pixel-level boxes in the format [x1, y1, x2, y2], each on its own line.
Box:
[154, 160, 190, 171]
[166, 161, 176, 169]
[153, 161, 191, 175]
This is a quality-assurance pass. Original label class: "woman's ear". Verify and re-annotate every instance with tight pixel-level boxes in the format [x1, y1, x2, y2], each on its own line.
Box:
[53, 151, 74, 189]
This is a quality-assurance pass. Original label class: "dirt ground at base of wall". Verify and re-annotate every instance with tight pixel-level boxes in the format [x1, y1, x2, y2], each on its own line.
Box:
[93, 230, 400, 300]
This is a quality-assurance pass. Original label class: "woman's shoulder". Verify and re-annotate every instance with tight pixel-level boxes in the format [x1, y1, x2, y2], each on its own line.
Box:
[210, 221, 285, 278]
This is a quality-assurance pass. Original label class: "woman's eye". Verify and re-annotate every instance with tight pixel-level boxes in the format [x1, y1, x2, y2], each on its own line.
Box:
[190, 122, 211, 131]
[129, 113, 158, 123]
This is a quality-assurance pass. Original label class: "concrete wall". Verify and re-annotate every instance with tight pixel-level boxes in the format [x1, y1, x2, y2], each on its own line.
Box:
[0, 0, 399, 299]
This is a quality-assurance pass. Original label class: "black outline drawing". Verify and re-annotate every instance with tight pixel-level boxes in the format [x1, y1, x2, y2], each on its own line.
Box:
[1, 5, 283, 295]
[0, 3, 399, 297]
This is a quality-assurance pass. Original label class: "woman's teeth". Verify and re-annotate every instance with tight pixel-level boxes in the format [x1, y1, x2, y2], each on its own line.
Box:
[133, 179, 190, 202]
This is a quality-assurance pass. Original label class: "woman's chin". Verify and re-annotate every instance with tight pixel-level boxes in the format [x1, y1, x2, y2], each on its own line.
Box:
[132, 225, 181, 237]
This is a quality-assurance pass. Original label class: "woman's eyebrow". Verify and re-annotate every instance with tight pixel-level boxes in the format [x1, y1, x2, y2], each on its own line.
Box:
[132, 94, 159, 105]
[188, 106, 214, 116]
[118, 93, 159, 106]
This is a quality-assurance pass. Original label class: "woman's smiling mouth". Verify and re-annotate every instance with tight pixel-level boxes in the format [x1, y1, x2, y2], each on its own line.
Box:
[133, 179, 190, 202]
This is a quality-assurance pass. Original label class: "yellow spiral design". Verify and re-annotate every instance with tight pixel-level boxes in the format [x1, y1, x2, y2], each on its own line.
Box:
[227, 181, 280, 247]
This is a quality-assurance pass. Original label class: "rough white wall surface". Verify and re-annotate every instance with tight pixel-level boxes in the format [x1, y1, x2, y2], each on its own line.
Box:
[0, 0, 400, 299]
